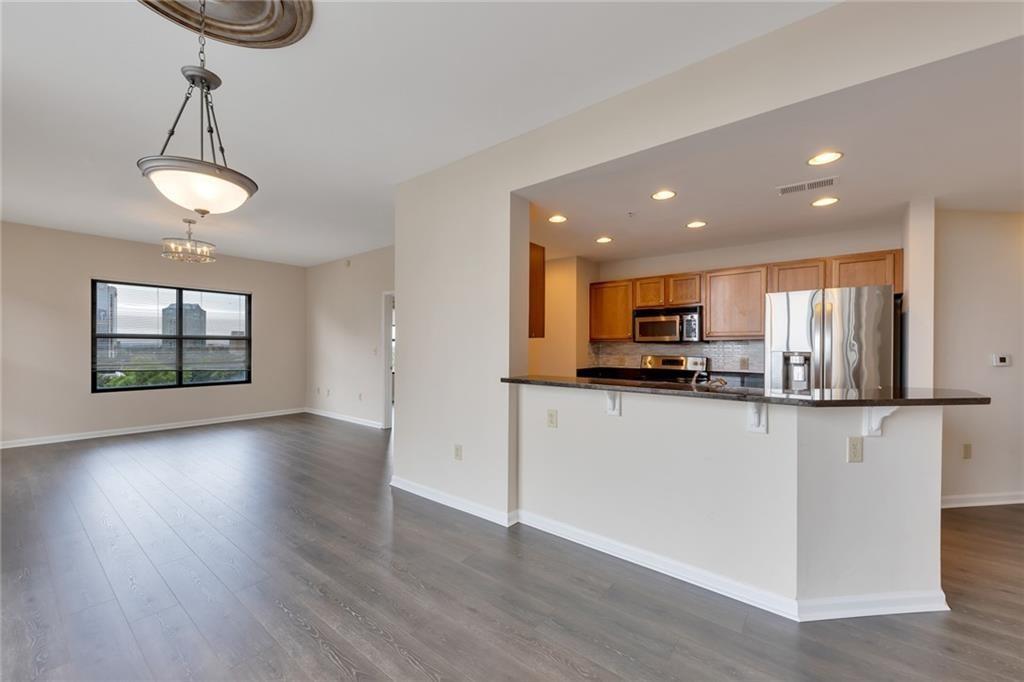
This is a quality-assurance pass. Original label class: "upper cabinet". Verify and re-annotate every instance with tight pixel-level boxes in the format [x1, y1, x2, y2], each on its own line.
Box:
[768, 258, 826, 293]
[590, 280, 633, 340]
[585, 248, 903, 342]
[528, 242, 545, 338]
[703, 265, 767, 339]
[667, 273, 701, 306]
[634, 277, 667, 308]
[827, 249, 903, 293]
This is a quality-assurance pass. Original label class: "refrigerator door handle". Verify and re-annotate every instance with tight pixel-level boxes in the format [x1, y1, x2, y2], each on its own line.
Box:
[810, 289, 823, 392]
[823, 293, 833, 390]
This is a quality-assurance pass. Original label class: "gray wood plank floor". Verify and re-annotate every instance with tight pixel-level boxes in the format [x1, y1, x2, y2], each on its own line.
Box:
[2, 413, 1021, 680]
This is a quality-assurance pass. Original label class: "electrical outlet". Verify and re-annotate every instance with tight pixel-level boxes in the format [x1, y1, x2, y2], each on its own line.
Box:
[992, 354, 1012, 367]
[454, 444, 463, 461]
[326, 388, 331, 396]
[962, 443, 972, 460]
[358, 392, 363, 401]
[846, 436, 864, 463]
[546, 409, 558, 428]
[316, 386, 321, 395]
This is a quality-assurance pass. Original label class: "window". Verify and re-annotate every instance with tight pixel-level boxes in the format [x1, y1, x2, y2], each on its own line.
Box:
[92, 280, 251, 392]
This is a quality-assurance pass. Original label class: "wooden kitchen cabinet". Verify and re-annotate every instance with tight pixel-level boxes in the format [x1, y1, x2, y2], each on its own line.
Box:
[666, 273, 701, 305]
[634, 277, 667, 308]
[590, 280, 634, 340]
[827, 249, 903, 293]
[768, 258, 826, 293]
[528, 242, 545, 338]
[703, 265, 767, 339]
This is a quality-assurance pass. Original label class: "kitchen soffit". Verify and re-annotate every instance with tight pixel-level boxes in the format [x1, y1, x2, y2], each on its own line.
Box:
[523, 37, 1024, 262]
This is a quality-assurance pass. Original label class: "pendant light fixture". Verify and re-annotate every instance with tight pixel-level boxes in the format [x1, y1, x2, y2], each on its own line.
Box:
[138, 0, 257, 216]
[162, 218, 217, 263]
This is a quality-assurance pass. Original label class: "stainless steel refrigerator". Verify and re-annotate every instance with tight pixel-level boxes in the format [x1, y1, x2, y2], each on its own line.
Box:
[764, 285, 899, 397]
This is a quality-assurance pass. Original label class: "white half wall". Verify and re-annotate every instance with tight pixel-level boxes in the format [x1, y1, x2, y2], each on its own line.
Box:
[305, 246, 395, 428]
[517, 385, 799, 603]
[394, 2, 1020, 514]
[515, 384, 947, 621]
[0, 221, 307, 443]
[528, 256, 597, 375]
[935, 210, 1024, 503]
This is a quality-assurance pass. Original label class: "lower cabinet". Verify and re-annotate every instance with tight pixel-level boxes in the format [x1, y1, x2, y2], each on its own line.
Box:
[590, 280, 633, 340]
[703, 265, 767, 339]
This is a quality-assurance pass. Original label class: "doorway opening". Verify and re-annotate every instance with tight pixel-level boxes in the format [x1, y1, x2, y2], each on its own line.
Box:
[383, 292, 395, 429]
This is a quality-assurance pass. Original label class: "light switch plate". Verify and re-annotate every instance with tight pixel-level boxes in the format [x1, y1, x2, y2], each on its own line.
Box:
[847, 436, 864, 463]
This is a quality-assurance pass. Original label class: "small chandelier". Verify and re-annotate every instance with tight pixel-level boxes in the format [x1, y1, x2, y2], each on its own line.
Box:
[162, 218, 216, 263]
[138, 0, 257, 217]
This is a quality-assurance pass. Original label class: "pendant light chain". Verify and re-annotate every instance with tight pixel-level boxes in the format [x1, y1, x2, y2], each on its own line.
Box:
[198, 0, 207, 67]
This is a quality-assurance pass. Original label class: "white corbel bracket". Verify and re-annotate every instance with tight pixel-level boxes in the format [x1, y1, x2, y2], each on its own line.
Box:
[606, 391, 622, 416]
[862, 406, 899, 437]
[747, 402, 768, 434]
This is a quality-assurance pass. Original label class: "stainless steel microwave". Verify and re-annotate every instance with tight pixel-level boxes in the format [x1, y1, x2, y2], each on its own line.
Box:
[634, 312, 700, 342]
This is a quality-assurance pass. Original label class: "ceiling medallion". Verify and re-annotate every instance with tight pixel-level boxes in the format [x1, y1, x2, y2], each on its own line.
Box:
[162, 218, 216, 263]
[137, 0, 257, 216]
[138, 0, 313, 49]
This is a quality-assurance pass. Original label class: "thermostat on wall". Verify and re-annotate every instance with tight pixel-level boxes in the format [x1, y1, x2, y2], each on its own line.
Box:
[991, 354, 1012, 367]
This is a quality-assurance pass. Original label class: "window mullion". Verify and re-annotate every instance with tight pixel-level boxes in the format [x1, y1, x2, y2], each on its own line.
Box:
[176, 287, 184, 386]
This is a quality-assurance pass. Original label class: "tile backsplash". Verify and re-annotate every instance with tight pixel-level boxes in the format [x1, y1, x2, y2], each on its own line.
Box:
[589, 340, 765, 373]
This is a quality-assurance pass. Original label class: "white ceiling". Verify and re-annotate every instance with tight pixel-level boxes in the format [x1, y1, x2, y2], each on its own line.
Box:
[1, 1, 832, 266]
[524, 37, 1024, 262]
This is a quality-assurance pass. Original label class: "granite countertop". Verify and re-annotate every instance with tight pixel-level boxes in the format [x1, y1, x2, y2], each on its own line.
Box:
[501, 375, 991, 407]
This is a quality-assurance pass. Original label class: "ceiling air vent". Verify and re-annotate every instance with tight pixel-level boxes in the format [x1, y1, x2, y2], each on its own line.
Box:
[777, 176, 839, 196]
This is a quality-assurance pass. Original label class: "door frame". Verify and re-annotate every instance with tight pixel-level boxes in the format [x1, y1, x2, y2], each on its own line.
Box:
[382, 291, 395, 429]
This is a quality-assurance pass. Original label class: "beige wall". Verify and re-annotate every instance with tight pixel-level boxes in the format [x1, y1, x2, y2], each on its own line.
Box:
[903, 198, 937, 388]
[1, 222, 307, 444]
[394, 3, 1022, 515]
[305, 246, 394, 426]
[935, 210, 1023, 503]
[527, 256, 596, 375]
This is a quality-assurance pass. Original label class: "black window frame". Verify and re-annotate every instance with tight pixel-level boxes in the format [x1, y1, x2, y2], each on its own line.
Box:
[91, 279, 252, 393]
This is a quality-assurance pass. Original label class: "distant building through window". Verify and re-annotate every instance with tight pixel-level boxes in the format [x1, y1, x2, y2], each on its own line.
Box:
[91, 280, 251, 392]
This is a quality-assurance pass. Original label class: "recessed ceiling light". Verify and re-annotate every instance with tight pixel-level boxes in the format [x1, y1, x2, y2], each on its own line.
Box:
[548, 214, 567, 223]
[595, 236, 613, 244]
[807, 151, 843, 166]
[686, 220, 707, 229]
[651, 190, 676, 201]
[811, 196, 839, 207]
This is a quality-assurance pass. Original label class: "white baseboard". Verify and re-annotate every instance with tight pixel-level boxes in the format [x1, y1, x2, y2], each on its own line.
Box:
[0, 408, 306, 449]
[515, 510, 800, 620]
[390, 476, 516, 527]
[515, 510, 950, 622]
[2, 407, 389, 448]
[941, 491, 1024, 508]
[795, 591, 948, 622]
[304, 408, 385, 430]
